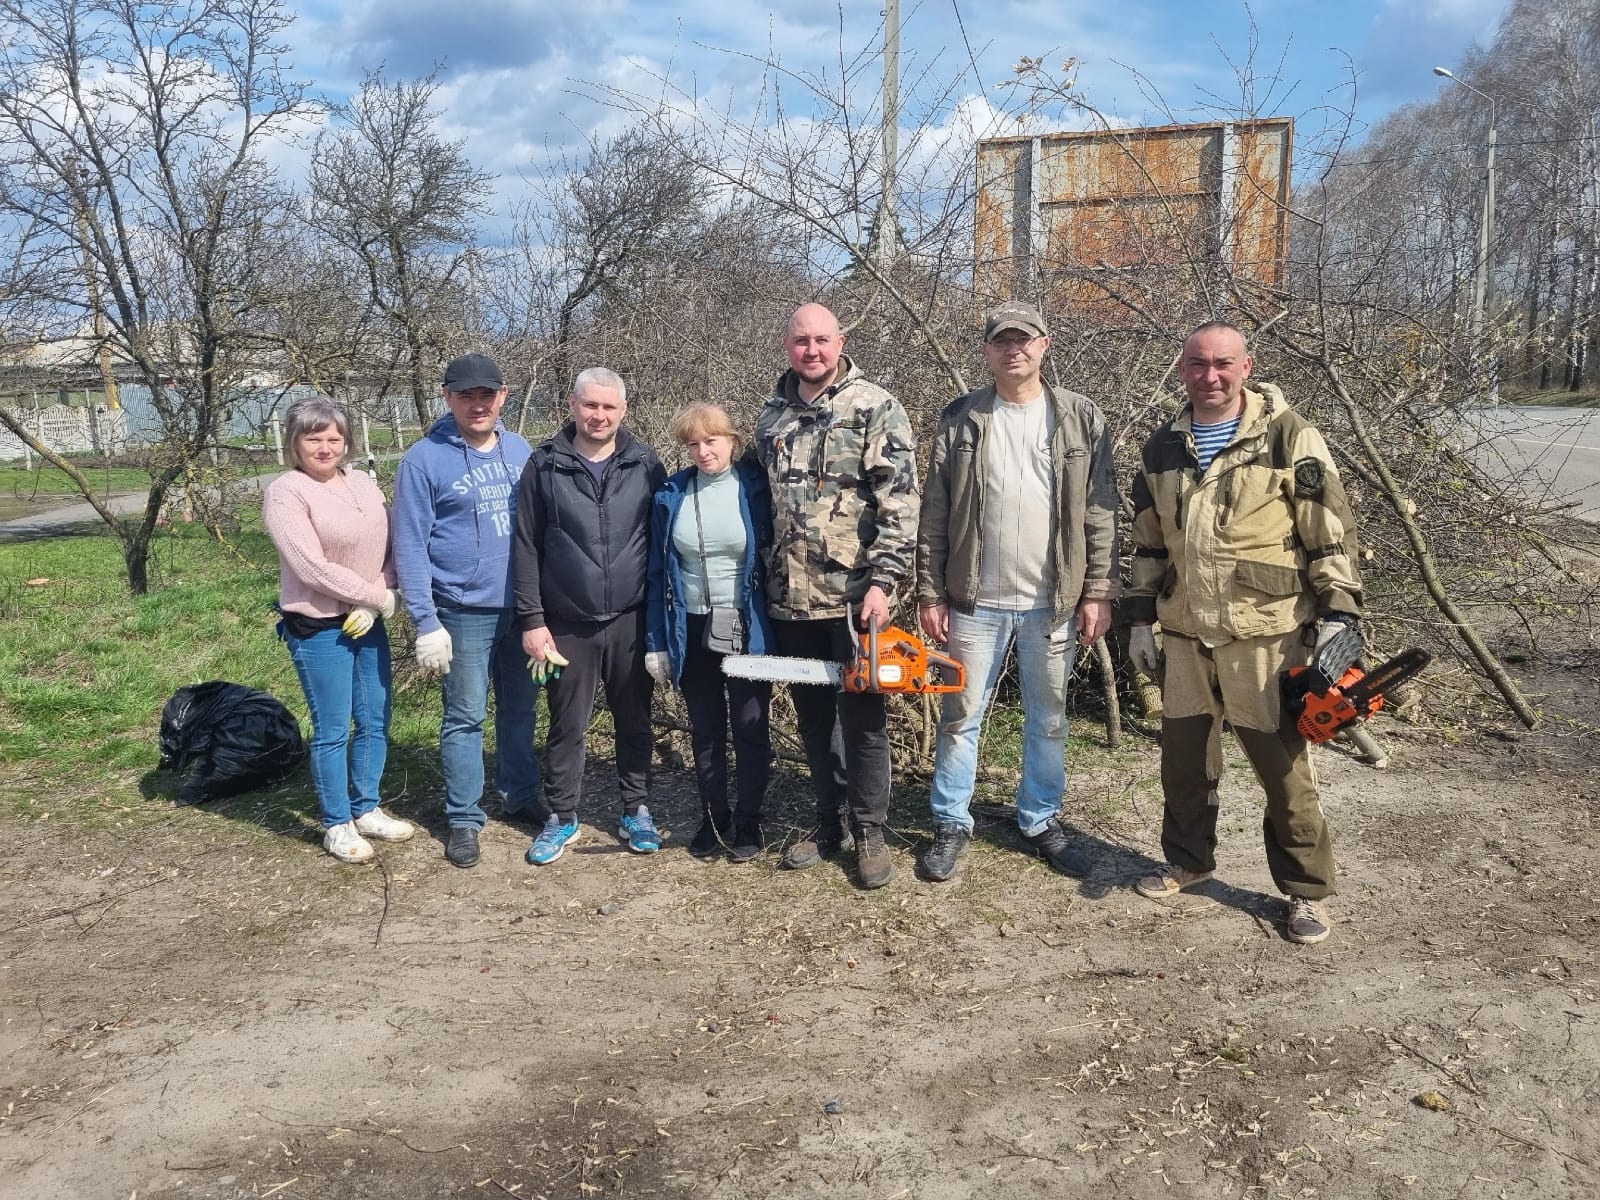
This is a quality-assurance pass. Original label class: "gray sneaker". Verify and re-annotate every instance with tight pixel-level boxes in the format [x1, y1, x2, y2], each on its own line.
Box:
[781, 816, 847, 869]
[918, 823, 971, 881]
[1286, 897, 1332, 945]
[1021, 819, 1090, 877]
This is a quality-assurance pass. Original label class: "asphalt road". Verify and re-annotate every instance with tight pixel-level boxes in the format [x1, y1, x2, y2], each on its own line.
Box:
[1463, 404, 1600, 521]
[0, 459, 394, 544]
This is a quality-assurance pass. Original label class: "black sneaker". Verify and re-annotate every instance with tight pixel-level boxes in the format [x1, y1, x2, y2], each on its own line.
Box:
[918, 823, 971, 882]
[1022, 819, 1089, 877]
[446, 826, 480, 868]
[688, 815, 732, 859]
[728, 822, 764, 864]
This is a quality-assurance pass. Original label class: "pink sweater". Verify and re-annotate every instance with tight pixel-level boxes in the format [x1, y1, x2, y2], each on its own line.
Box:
[263, 468, 395, 617]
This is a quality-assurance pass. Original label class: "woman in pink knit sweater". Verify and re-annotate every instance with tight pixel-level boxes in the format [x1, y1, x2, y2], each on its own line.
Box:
[263, 396, 414, 863]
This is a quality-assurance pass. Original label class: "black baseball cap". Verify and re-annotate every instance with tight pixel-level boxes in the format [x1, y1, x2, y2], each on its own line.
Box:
[442, 353, 504, 391]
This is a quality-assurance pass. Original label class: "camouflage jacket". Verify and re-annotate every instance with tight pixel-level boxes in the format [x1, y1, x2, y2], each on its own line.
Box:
[1127, 382, 1362, 644]
[754, 356, 920, 620]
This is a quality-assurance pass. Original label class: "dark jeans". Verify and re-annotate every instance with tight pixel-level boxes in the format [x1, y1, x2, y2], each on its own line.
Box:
[681, 612, 772, 824]
[771, 616, 890, 831]
[543, 607, 653, 818]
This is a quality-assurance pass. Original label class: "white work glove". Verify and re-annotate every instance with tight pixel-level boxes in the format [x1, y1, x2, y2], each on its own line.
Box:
[342, 606, 379, 638]
[1128, 625, 1162, 677]
[527, 646, 569, 685]
[378, 589, 398, 620]
[415, 627, 453, 675]
[644, 650, 671, 686]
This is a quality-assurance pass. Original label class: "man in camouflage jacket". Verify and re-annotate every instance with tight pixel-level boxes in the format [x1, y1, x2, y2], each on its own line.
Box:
[755, 302, 919, 888]
[1126, 322, 1362, 946]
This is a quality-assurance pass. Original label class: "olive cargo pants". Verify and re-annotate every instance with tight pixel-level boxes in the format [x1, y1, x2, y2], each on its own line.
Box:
[1157, 628, 1336, 899]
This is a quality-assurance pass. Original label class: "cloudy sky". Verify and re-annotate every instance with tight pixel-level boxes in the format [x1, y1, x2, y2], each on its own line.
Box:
[287, 0, 1511, 188]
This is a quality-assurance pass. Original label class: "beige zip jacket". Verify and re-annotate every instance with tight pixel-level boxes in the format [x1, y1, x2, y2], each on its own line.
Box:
[1126, 383, 1361, 643]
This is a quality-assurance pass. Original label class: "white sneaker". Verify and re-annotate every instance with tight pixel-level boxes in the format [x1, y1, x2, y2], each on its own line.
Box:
[324, 821, 376, 863]
[354, 807, 415, 842]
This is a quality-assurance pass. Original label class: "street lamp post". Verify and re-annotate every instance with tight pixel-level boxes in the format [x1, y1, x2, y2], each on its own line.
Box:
[1434, 66, 1498, 399]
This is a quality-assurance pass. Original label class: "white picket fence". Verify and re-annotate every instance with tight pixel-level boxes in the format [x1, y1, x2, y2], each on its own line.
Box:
[0, 404, 130, 463]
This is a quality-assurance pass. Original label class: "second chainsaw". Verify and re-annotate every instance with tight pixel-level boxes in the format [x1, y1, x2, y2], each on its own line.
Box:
[1282, 622, 1431, 744]
[723, 611, 966, 695]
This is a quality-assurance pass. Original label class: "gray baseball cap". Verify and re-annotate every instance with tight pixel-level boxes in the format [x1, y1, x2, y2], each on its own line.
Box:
[983, 300, 1048, 341]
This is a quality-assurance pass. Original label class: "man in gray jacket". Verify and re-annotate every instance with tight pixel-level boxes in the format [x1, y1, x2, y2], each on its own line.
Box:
[915, 301, 1120, 881]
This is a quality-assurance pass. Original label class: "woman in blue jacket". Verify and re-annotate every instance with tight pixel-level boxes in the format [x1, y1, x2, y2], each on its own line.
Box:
[645, 403, 775, 862]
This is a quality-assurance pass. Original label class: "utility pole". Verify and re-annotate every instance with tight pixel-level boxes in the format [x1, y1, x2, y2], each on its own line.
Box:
[877, 0, 900, 269]
[1434, 67, 1499, 400]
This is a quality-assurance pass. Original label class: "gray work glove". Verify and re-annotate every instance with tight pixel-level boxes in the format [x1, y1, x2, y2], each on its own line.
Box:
[1314, 614, 1356, 653]
[1128, 625, 1162, 677]
[644, 650, 671, 686]
[378, 588, 398, 620]
[415, 627, 453, 675]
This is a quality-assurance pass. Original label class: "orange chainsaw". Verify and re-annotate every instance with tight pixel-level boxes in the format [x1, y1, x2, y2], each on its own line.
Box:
[723, 611, 966, 694]
[1283, 623, 1431, 743]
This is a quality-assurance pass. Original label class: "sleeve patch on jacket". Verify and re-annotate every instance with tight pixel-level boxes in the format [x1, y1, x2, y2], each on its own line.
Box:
[1293, 457, 1325, 498]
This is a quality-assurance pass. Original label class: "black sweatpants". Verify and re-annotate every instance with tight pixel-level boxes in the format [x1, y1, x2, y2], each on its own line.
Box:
[542, 607, 653, 818]
[680, 612, 772, 824]
[771, 616, 891, 831]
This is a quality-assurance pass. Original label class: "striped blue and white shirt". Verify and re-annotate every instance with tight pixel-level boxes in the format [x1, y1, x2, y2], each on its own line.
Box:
[1192, 416, 1242, 473]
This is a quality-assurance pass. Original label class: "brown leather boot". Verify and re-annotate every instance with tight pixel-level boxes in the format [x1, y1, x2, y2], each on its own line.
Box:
[854, 825, 893, 889]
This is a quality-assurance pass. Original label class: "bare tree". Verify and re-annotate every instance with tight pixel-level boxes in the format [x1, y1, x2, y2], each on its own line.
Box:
[309, 68, 493, 429]
[0, 0, 316, 594]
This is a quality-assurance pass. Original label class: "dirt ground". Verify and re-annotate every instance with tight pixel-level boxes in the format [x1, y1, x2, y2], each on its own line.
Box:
[3, 679, 1597, 1200]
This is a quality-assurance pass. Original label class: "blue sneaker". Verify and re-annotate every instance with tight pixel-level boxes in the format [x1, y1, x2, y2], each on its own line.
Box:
[618, 805, 661, 854]
[527, 814, 580, 865]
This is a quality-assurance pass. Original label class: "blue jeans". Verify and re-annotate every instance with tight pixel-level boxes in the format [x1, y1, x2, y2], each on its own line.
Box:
[437, 605, 542, 830]
[284, 621, 392, 829]
[928, 605, 1076, 835]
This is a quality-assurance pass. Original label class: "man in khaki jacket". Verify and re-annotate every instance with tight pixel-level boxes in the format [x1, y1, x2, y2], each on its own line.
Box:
[1126, 322, 1362, 945]
[916, 301, 1120, 882]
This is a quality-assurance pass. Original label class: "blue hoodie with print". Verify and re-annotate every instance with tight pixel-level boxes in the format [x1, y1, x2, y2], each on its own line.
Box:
[392, 414, 534, 635]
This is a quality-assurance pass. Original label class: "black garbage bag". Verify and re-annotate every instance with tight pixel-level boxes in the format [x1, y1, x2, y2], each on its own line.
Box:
[158, 681, 306, 806]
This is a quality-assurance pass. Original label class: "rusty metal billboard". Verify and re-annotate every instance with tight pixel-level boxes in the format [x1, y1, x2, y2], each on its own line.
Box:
[975, 118, 1292, 319]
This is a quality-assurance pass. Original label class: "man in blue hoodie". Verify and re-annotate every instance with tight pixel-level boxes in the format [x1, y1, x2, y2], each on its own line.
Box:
[393, 353, 542, 869]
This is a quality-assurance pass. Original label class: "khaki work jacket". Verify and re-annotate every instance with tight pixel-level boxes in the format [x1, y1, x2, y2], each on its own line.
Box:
[1126, 383, 1362, 644]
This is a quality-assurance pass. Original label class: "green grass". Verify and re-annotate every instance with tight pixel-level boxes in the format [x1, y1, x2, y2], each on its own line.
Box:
[1, 462, 154, 497]
[0, 518, 443, 824]
[0, 515, 1137, 837]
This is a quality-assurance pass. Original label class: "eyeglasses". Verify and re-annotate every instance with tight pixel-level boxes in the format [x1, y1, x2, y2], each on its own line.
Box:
[988, 333, 1041, 349]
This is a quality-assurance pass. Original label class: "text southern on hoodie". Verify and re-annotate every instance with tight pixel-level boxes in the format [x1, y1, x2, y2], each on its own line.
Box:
[392, 414, 535, 636]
